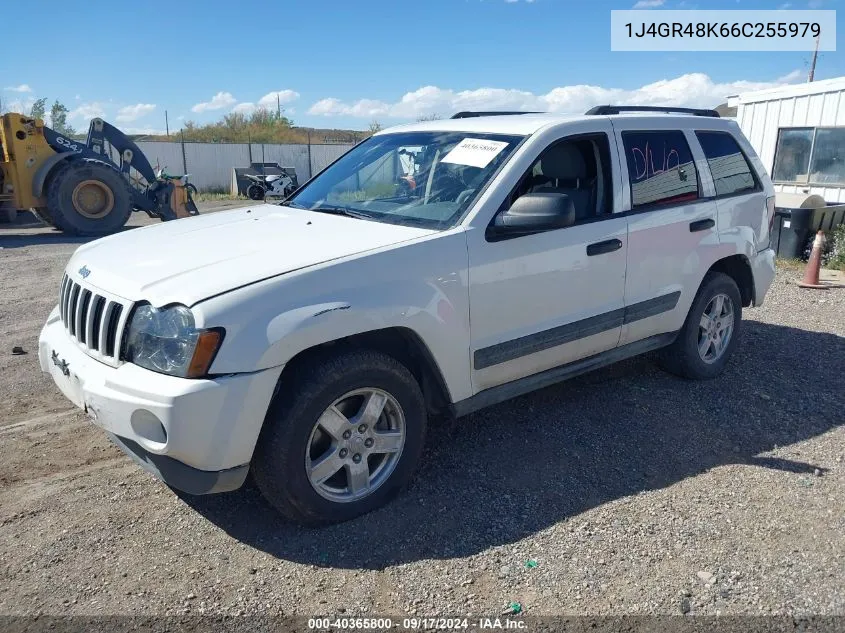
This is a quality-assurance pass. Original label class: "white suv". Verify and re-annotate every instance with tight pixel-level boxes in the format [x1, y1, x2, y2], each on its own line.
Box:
[39, 106, 776, 524]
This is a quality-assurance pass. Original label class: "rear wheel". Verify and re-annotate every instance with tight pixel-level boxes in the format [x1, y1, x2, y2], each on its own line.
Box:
[659, 272, 742, 380]
[252, 349, 427, 525]
[246, 183, 265, 200]
[46, 160, 132, 236]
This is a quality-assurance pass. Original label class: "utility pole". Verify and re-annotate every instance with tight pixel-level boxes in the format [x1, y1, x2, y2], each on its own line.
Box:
[165, 110, 170, 137]
[277, 93, 281, 119]
[808, 34, 820, 82]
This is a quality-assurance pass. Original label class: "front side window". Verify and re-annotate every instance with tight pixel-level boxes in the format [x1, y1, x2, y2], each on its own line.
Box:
[287, 131, 523, 229]
[772, 128, 813, 183]
[696, 131, 758, 197]
[809, 128, 845, 185]
[505, 134, 613, 223]
[621, 131, 699, 208]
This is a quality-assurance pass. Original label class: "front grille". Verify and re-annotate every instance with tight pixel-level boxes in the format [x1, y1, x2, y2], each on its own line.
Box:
[59, 274, 130, 366]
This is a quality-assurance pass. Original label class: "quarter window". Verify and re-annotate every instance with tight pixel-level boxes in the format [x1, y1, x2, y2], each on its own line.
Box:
[622, 131, 699, 208]
[695, 131, 758, 197]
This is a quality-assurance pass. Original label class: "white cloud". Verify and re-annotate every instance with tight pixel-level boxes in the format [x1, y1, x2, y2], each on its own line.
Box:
[776, 69, 804, 83]
[191, 91, 237, 113]
[4, 98, 35, 115]
[232, 102, 256, 114]
[120, 126, 168, 136]
[5, 84, 32, 93]
[69, 102, 106, 122]
[632, 0, 665, 7]
[307, 72, 805, 120]
[116, 103, 157, 122]
[257, 90, 300, 109]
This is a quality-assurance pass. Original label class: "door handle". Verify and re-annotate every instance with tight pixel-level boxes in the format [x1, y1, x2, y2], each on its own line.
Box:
[586, 238, 623, 256]
[690, 218, 715, 232]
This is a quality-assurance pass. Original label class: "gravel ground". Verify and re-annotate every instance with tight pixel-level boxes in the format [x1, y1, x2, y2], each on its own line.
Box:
[0, 212, 843, 620]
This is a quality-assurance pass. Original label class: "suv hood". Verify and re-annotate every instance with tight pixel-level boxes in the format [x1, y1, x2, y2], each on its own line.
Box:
[67, 204, 436, 307]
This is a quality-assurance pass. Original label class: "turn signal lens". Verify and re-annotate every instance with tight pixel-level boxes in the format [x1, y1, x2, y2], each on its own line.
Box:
[186, 329, 223, 378]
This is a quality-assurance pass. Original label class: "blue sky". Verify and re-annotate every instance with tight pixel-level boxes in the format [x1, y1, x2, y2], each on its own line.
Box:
[2, 0, 841, 133]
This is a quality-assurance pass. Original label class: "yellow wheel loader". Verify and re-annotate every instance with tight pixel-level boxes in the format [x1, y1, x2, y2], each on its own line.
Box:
[0, 113, 198, 236]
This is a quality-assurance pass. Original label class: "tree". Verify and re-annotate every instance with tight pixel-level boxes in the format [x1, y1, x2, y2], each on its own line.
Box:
[30, 98, 47, 121]
[50, 100, 76, 136]
[416, 113, 441, 122]
[368, 120, 383, 133]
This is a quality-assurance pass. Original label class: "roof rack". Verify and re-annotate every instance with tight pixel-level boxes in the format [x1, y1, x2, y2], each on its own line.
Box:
[585, 105, 720, 118]
[450, 111, 543, 119]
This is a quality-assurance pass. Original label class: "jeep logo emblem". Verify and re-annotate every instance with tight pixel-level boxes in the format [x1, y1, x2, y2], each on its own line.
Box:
[78, 265, 91, 279]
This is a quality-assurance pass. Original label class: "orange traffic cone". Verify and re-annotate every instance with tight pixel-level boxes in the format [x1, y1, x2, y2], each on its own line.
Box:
[798, 230, 828, 289]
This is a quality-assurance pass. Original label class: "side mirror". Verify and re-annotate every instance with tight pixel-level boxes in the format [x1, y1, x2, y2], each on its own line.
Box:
[488, 193, 576, 239]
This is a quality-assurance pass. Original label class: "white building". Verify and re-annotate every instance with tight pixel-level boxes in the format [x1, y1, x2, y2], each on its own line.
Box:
[727, 76, 845, 203]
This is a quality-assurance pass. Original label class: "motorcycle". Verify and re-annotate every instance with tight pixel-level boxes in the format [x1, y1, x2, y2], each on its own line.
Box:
[244, 172, 296, 201]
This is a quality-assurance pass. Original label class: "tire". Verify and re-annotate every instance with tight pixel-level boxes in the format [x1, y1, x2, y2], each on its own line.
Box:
[185, 183, 198, 197]
[46, 160, 132, 236]
[659, 272, 743, 380]
[252, 349, 427, 526]
[246, 183, 265, 200]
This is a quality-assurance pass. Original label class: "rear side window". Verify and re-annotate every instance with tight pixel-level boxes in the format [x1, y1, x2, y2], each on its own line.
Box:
[696, 131, 758, 197]
[622, 131, 699, 208]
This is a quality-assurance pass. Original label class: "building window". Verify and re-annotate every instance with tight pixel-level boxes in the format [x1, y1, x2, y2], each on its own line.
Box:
[621, 130, 699, 208]
[772, 128, 814, 183]
[773, 127, 845, 186]
[696, 131, 758, 197]
[809, 128, 845, 186]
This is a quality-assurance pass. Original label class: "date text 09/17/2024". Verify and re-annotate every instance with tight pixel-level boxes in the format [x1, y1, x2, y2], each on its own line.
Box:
[307, 617, 527, 630]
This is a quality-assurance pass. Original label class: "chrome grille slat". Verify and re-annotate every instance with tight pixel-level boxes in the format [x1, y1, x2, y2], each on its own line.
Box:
[99, 301, 115, 357]
[57, 275, 131, 367]
[69, 285, 81, 337]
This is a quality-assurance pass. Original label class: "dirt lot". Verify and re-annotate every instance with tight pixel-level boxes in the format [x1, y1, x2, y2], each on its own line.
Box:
[0, 207, 843, 620]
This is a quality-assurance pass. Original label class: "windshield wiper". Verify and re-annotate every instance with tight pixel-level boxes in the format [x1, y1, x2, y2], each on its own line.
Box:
[310, 205, 377, 220]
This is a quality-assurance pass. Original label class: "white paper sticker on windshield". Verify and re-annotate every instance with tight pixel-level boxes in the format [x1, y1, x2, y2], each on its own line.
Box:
[441, 138, 509, 169]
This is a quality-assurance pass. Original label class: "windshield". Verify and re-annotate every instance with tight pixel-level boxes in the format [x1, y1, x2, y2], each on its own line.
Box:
[286, 131, 524, 229]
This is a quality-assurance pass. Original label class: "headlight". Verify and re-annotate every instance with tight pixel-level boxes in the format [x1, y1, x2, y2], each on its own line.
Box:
[124, 304, 223, 378]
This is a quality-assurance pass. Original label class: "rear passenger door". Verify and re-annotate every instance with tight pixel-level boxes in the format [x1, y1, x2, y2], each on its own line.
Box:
[612, 123, 721, 346]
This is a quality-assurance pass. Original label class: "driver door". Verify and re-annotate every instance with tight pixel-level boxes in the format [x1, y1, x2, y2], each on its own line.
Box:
[466, 122, 628, 392]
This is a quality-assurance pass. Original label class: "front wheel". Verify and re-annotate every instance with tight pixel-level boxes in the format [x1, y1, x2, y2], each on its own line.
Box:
[252, 350, 427, 525]
[659, 271, 742, 380]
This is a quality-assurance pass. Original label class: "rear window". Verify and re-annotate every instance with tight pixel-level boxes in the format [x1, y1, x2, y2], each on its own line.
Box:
[696, 131, 758, 197]
[621, 130, 700, 208]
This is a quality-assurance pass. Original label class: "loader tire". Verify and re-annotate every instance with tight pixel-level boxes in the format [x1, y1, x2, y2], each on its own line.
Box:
[0, 205, 16, 224]
[46, 160, 132, 236]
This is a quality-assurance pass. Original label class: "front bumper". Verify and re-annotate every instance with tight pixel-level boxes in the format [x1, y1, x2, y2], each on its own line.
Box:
[38, 307, 282, 494]
[751, 247, 776, 307]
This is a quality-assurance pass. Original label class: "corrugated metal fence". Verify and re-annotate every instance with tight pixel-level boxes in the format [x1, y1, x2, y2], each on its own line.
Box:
[133, 141, 354, 193]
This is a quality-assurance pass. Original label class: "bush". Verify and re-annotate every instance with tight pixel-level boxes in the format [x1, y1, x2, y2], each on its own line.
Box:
[803, 224, 845, 271]
[827, 224, 845, 271]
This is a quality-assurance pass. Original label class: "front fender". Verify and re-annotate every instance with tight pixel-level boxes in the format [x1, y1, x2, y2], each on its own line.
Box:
[194, 233, 473, 402]
[32, 152, 75, 198]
